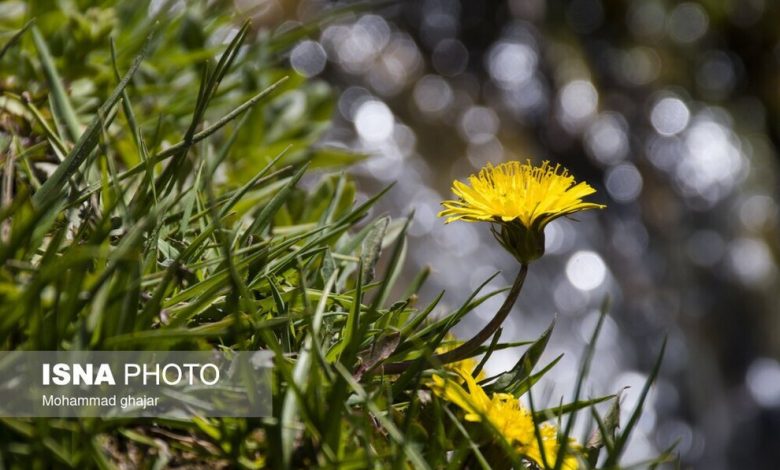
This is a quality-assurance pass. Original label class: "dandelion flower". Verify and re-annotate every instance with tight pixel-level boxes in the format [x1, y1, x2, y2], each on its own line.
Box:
[439, 160, 605, 263]
[430, 371, 536, 445]
[439, 160, 603, 227]
[430, 370, 582, 469]
[526, 422, 582, 470]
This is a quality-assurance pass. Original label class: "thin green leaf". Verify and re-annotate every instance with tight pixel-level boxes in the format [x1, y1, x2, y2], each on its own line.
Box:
[33, 30, 156, 207]
[0, 19, 34, 60]
[485, 317, 556, 395]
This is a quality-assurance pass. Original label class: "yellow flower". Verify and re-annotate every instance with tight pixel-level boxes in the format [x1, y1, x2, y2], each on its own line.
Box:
[439, 160, 605, 263]
[430, 372, 535, 445]
[439, 160, 604, 227]
[430, 370, 581, 469]
[525, 422, 581, 470]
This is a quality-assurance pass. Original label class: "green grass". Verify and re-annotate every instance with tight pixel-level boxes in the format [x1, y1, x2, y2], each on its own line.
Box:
[0, 1, 674, 468]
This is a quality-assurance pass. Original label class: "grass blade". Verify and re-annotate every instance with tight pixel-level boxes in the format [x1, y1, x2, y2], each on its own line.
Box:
[33, 30, 156, 207]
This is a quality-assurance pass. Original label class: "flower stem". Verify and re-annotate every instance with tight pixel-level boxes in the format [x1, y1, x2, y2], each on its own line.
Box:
[379, 263, 529, 375]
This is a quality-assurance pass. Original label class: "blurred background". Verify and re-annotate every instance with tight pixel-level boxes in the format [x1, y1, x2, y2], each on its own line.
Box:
[266, 0, 780, 467]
